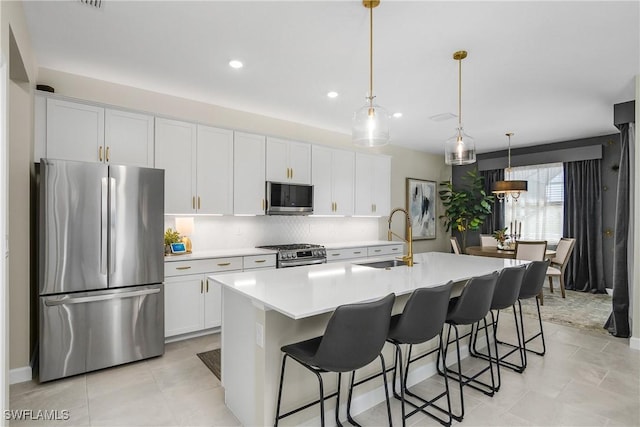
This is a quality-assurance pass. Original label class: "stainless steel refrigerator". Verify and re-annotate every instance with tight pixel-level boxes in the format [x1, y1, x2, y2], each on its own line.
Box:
[38, 159, 165, 382]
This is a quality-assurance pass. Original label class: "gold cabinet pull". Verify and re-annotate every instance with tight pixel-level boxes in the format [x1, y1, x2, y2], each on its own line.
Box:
[254, 259, 266, 263]
[392, 247, 399, 251]
[106, 146, 110, 162]
[261, 199, 265, 210]
[197, 196, 201, 210]
[334, 202, 337, 212]
[218, 262, 231, 267]
[291, 168, 293, 179]
[374, 249, 381, 253]
[99, 146, 103, 161]
[200, 280, 204, 294]
[192, 196, 196, 210]
[353, 251, 362, 254]
[176, 266, 191, 270]
[206, 279, 209, 292]
[331, 253, 340, 256]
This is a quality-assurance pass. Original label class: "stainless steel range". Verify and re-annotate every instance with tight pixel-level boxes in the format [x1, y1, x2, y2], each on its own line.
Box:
[257, 244, 327, 268]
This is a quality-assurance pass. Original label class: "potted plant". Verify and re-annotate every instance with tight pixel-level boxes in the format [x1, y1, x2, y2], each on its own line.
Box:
[492, 227, 509, 249]
[164, 228, 182, 255]
[438, 170, 494, 251]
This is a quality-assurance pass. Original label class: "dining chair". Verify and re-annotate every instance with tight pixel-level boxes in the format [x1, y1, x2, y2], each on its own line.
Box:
[450, 237, 462, 255]
[546, 238, 576, 299]
[515, 240, 547, 304]
[479, 234, 498, 248]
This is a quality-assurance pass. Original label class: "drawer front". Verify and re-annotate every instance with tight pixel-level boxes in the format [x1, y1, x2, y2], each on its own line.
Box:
[243, 254, 277, 270]
[326, 247, 368, 262]
[367, 244, 403, 257]
[165, 257, 242, 277]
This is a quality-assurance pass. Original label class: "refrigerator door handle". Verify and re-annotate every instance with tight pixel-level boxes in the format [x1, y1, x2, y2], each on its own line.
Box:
[44, 288, 161, 306]
[109, 177, 116, 274]
[101, 177, 109, 275]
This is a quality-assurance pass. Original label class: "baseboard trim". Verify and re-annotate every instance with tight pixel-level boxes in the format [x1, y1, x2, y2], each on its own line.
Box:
[9, 366, 32, 384]
[630, 336, 640, 351]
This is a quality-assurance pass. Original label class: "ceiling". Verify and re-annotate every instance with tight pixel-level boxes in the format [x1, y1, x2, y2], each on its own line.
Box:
[22, 1, 639, 154]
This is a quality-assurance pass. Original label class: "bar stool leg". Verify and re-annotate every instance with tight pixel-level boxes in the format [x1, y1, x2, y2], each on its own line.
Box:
[335, 372, 342, 427]
[380, 354, 393, 427]
[274, 354, 288, 427]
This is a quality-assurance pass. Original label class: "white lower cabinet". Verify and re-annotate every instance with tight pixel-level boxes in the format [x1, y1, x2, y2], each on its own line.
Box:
[164, 257, 243, 338]
[326, 243, 404, 263]
[164, 253, 276, 339]
[326, 247, 368, 263]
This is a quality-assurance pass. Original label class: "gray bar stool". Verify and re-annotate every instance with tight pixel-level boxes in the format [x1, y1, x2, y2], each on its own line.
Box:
[386, 282, 454, 427]
[496, 260, 551, 369]
[469, 265, 527, 388]
[437, 272, 499, 422]
[274, 293, 396, 427]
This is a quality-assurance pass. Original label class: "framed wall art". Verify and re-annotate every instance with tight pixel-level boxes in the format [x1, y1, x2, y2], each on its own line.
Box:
[406, 178, 437, 240]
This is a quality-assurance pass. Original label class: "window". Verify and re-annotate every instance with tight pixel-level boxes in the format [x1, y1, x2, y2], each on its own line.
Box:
[504, 163, 564, 244]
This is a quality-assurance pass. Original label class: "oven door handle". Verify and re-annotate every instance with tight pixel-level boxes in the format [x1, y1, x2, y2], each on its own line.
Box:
[279, 258, 326, 268]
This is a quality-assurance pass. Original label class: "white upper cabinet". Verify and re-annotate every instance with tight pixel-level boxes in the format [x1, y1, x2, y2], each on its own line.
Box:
[354, 153, 391, 216]
[155, 118, 197, 214]
[46, 98, 104, 163]
[196, 125, 234, 215]
[312, 146, 354, 216]
[155, 119, 234, 215]
[104, 108, 154, 167]
[234, 132, 266, 215]
[266, 137, 311, 184]
[42, 97, 154, 167]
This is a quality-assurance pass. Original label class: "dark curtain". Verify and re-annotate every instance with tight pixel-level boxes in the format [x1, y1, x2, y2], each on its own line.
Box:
[563, 160, 605, 293]
[480, 169, 505, 234]
[604, 123, 633, 337]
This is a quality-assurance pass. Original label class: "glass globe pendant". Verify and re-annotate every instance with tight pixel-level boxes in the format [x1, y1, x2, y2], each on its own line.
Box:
[353, 97, 390, 147]
[352, 0, 390, 147]
[445, 125, 476, 165]
[445, 50, 476, 165]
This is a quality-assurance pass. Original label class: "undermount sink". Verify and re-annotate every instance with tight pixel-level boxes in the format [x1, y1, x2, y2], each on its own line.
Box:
[356, 259, 415, 269]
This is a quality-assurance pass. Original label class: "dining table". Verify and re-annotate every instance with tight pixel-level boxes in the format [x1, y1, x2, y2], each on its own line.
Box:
[465, 245, 557, 259]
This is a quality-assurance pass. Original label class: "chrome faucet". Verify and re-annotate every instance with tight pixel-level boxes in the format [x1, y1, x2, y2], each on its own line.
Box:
[388, 208, 414, 267]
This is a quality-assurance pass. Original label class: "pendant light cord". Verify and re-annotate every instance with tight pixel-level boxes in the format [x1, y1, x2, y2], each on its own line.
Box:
[369, 5, 373, 102]
[458, 57, 462, 128]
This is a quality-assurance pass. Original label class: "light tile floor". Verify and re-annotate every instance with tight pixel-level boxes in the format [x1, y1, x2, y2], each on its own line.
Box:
[10, 317, 640, 426]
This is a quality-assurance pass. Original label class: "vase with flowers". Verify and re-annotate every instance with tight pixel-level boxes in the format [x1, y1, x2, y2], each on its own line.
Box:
[492, 227, 509, 250]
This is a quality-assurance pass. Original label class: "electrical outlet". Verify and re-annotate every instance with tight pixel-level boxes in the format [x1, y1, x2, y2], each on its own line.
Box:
[255, 323, 264, 348]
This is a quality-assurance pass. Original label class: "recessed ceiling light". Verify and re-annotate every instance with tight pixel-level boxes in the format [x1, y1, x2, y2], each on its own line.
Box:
[392, 112, 403, 118]
[327, 91, 339, 98]
[229, 60, 243, 69]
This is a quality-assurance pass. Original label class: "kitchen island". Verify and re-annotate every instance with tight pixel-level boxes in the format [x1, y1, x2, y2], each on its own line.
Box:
[211, 252, 526, 426]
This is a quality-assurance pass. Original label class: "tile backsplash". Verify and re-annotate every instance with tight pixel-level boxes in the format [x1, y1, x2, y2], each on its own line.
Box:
[165, 215, 383, 250]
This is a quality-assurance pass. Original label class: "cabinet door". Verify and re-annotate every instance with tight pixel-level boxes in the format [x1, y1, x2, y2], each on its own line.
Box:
[46, 99, 104, 163]
[164, 275, 204, 337]
[204, 276, 222, 329]
[105, 109, 154, 167]
[354, 153, 375, 215]
[155, 118, 197, 214]
[234, 132, 266, 215]
[311, 146, 333, 215]
[372, 155, 391, 216]
[197, 125, 234, 215]
[287, 140, 311, 184]
[332, 150, 355, 215]
[265, 137, 289, 182]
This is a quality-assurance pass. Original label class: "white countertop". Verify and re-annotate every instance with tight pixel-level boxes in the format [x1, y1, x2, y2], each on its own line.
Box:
[164, 247, 277, 262]
[322, 240, 404, 250]
[211, 252, 527, 320]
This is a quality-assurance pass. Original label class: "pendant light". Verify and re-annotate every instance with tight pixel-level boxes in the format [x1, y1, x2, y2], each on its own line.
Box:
[492, 132, 528, 202]
[352, 0, 390, 147]
[444, 50, 476, 165]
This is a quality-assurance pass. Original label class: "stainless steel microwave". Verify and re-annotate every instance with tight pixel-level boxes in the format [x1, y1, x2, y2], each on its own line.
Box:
[265, 182, 314, 215]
